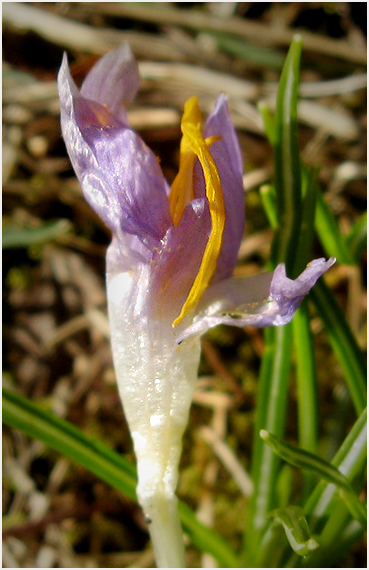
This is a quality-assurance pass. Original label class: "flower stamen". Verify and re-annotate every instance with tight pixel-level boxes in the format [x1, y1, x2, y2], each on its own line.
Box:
[170, 97, 225, 326]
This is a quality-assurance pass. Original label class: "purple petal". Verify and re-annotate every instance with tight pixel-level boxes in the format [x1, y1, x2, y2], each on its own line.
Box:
[58, 55, 117, 232]
[177, 257, 336, 343]
[58, 53, 172, 253]
[80, 43, 140, 123]
[204, 94, 243, 175]
[148, 198, 211, 323]
[183, 95, 245, 283]
[267, 257, 336, 323]
[78, 126, 172, 246]
[204, 95, 245, 282]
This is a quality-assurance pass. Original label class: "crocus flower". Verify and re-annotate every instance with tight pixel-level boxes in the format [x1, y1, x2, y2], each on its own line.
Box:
[58, 43, 335, 568]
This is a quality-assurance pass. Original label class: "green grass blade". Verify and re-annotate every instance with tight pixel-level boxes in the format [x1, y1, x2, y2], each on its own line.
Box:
[260, 430, 366, 527]
[291, 161, 320, 496]
[3, 387, 137, 497]
[261, 430, 349, 490]
[209, 32, 285, 69]
[258, 103, 277, 146]
[310, 280, 366, 415]
[285, 407, 367, 568]
[293, 165, 319, 274]
[272, 34, 303, 275]
[301, 513, 364, 568]
[292, 302, 318, 452]
[244, 324, 293, 565]
[315, 190, 354, 265]
[244, 36, 308, 566]
[270, 506, 319, 557]
[2, 388, 240, 568]
[304, 407, 367, 523]
[2, 219, 72, 248]
[345, 211, 367, 263]
[178, 502, 240, 568]
[259, 184, 277, 228]
[293, 300, 319, 498]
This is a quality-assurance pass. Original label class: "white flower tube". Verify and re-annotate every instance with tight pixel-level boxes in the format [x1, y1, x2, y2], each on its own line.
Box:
[107, 262, 201, 567]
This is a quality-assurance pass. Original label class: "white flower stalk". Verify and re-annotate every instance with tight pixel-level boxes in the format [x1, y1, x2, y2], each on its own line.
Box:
[107, 266, 200, 567]
[58, 43, 335, 567]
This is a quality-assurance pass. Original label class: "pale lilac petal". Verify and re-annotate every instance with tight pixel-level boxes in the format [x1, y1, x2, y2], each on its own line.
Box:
[58, 53, 172, 253]
[204, 95, 245, 282]
[267, 257, 336, 322]
[58, 54, 90, 179]
[78, 126, 172, 245]
[58, 55, 118, 233]
[80, 43, 139, 123]
[204, 94, 243, 175]
[183, 94, 244, 282]
[177, 257, 336, 343]
[149, 198, 211, 322]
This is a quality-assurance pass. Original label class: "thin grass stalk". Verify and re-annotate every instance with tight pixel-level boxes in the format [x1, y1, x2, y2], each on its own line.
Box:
[284, 407, 367, 567]
[244, 35, 304, 565]
[272, 35, 303, 275]
[310, 281, 366, 415]
[293, 300, 319, 500]
[244, 324, 293, 565]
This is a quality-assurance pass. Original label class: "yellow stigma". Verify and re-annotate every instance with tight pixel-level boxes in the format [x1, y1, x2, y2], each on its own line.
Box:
[169, 96, 225, 327]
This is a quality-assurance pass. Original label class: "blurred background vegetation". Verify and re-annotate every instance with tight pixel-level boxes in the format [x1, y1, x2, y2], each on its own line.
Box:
[3, 3, 366, 568]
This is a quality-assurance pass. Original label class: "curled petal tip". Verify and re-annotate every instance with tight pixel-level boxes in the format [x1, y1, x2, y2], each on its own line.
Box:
[176, 257, 336, 344]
